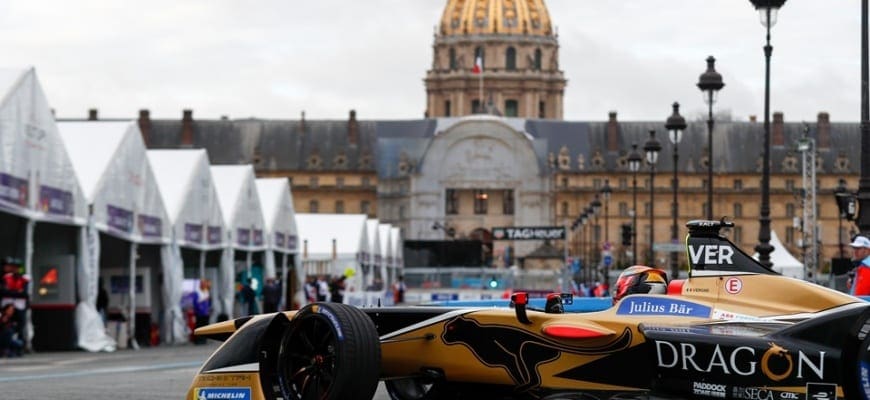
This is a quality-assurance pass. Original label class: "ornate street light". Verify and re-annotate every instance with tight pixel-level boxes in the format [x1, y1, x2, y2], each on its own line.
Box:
[643, 131, 662, 265]
[834, 179, 856, 259]
[600, 180, 613, 286]
[749, 0, 786, 268]
[697, 56, 725, 220]
[628, 143, 643, 264]
[857, 0, 870, 233]
[579, 210, 589, 284]
[665, 102, 687, 278]
[591, 197, 602, 280]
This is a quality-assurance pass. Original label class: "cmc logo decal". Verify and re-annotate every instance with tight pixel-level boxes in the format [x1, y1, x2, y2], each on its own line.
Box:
[724, 277, 743, 294]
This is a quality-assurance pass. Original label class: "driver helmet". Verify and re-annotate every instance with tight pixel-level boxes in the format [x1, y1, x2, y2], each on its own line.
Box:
[613, 266, 668, 304]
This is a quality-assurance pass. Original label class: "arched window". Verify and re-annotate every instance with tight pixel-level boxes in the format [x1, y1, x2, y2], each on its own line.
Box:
[505, 47, 516, 70]
[504, 100, 518, 117]
[534, 48, 542, 70]
[449, 47, 457, 70]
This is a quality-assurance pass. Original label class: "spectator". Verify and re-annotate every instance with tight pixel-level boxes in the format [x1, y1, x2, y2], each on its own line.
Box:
[1, 258, 29, 343]
[392, 275, 406, 304]
[192, 279, 211, 345]
[262, 278, 280, 313]
[316, 275, 330, 302]
[97, 277, 109, 324]
[329, 276, 346, 304]
[240, 278, 258, 316]
[849, 235, 870, 296]
[0, 304, 22, 357]
[304, 276, 317, 304]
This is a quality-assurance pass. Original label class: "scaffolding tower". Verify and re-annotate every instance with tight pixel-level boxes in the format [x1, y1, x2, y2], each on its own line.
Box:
[798, 123, 817, 281]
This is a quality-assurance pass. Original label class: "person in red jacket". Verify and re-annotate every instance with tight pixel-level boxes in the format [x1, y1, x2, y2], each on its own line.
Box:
[849, 235, 870, 296]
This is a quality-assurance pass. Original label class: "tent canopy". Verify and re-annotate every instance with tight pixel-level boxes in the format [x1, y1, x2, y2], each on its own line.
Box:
[255, 178, 298, 254]
[147, 149, 226, 250]
[378, 223, 392, 267]
[753, 230, 804, 278]
[390, 226, 403, 268]
[57, 121, 170, 243]
[296, 213, 368, 261]
[366, 219, 381, 265]
[210, 165, 266, 251]
[0, 67, 87, 225]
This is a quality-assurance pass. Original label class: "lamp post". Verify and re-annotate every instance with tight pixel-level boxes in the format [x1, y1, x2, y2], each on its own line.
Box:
[858, 0, 870, 233]
[749, 0, 786, 268]
[644, 131, 662, 265]
[600, 180, 612, 285]
[834, 179, 850, 258]
[697, 56, 725, 220]
[579, 211, 589, 284]
[665, 102, 687, 279]
[628, 143, 643, 264]
[591, 197, 602, 281]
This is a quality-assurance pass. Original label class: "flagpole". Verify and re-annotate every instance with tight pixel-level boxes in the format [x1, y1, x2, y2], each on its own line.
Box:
[479, 68, 483, 110]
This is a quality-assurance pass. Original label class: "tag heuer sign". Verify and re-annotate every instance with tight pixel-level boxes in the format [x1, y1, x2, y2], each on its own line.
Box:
[492, 226, 566, 240]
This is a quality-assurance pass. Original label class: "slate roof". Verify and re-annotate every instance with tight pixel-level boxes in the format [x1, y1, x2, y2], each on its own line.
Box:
[144, 116, 860, 178]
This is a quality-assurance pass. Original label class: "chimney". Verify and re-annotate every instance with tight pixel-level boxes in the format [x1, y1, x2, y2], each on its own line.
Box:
[348, 109, 359, 145]
[88, 108, 98, 121]
[181, 109, 194, 147]
[772, 111, 784, 146]
[817, 112, 830, 149]
[138, 109, 151, 147]
[299, 110, 306, 133]
[607, 111, 619, 152]
[749, 115, 757, 123]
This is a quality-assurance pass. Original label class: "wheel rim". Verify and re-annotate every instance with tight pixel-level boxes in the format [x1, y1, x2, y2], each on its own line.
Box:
[279, 315, 338, 400]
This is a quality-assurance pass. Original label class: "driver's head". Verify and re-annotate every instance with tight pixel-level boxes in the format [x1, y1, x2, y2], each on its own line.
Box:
[613, 266, 668, 304]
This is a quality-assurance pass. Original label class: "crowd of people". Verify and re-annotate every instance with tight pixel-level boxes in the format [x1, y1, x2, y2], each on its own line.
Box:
[1, 257, 29, 357]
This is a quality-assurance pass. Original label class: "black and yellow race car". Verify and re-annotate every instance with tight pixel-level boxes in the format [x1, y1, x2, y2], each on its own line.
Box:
[187, 220, 870, 400]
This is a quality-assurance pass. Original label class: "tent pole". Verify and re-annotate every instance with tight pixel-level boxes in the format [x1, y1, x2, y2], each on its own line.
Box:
[199, 250, 206, 281]
[24, 220, 35, 352]
[280, 252, 288, 311]
[128, 242, 139, 350]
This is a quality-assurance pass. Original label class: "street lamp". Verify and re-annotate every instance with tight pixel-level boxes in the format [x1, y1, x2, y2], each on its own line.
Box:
[749, 0, 787, 268]
[599, 182, 612, 286]
[591, 197, 602, 280]
[643, 131, 662, 265]
[579, 210, 589, 284]
[665, 102, 687, 279]
[628, 143, 643, 264]
[697, 56, 725, 220]
[834, 179, 852, 258]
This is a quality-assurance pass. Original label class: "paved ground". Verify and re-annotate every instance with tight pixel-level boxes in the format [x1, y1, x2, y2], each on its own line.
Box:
[0, 342, 390, 400]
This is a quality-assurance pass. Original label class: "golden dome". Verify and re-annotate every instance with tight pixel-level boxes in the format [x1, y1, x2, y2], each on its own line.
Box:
[440, 0, 553, 36]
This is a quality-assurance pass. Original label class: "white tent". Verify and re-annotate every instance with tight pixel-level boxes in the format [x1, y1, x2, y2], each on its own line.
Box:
[365, 219, 381, 289]
[391, 226, 404, 270]
[211, 165, 266, 318]
[58, 120, 171, 350]
[296, 213, 368, 292]
[378, 223, 392, 291]
[255, 178, 301, 309]
[148, 149, 225, 343]
[0, 67, 89, 351]
[753, 230, 804, 279]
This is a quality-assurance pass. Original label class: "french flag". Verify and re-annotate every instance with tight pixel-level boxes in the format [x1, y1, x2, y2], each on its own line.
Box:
[472, 56, 483, 74]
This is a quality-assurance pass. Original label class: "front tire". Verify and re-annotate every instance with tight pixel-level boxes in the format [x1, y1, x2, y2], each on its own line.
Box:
[277, 302, 380, 400]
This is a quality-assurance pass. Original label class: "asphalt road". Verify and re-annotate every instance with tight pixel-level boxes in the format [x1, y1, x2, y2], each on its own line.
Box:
[0, 342, 390, 400]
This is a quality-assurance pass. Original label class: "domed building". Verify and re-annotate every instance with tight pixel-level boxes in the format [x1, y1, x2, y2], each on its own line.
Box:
[425, 0, 566, 119]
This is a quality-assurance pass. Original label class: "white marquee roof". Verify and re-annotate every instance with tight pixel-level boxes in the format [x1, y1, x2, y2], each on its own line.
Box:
[0, 67, 87, 225]
[296, 213, 368, 260]
[57, 121, 170, 243]
[210, 165, 266, 251]
[255, 178, 298, 254]
[147, 149, 226, 249]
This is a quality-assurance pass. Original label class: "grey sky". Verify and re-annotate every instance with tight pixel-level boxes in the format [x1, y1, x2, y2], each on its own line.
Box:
[1, 1, 862, 123]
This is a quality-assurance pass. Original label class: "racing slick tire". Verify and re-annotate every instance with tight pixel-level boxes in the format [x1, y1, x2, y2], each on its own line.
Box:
[276, 302, 380, 400]
[843, 305, 870, 400]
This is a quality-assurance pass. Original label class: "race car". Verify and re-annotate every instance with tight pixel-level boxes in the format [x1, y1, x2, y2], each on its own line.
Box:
[187, 220, 870, 400]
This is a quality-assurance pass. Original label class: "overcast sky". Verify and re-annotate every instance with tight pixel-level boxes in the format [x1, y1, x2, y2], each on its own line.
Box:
[1, 1, 864, 123]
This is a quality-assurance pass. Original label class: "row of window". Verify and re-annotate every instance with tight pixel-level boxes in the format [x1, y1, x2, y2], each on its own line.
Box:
[446, 189, 514, 215]
[444, 99, 545, 118]
[295, 176, 372, 188]
[561, 177, 809, 191]
[562, 201, 813, 219]
[448, 46, 542, 71]
[308, 200, 371, 215]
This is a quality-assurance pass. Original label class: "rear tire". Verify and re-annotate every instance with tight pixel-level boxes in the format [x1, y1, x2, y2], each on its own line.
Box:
[277, 302, 380, 400]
